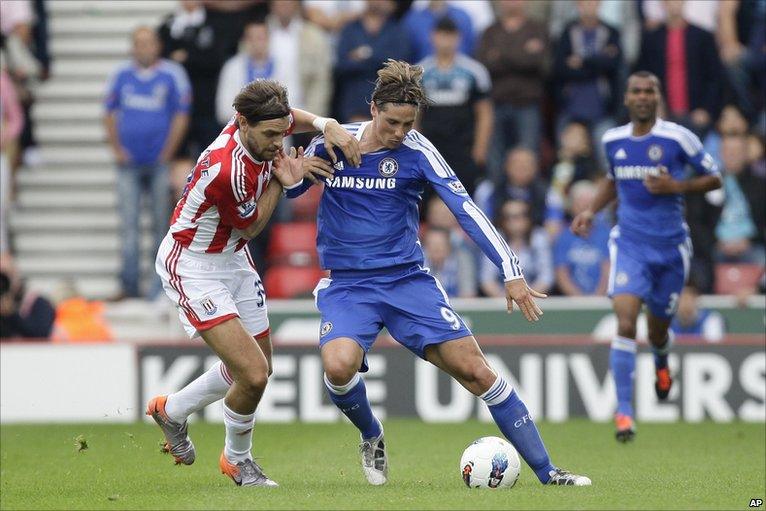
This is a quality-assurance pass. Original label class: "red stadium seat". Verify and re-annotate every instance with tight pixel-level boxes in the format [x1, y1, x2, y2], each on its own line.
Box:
[267, 222, 318, 266]
[263, 266, 327, 299]
[714, 264, 764, 295]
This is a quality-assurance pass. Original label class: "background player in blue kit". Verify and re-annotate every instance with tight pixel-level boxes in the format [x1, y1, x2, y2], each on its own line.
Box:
[571, 71, 722, 442]
[287, 60, 591, 487]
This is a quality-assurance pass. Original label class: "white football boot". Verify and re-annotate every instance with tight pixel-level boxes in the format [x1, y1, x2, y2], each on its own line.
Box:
[359, 431, 388, 485]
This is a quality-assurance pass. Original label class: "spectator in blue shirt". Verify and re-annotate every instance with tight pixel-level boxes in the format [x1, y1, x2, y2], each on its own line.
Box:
[334, 0, 411, 121]
[104, 26, 190, 299]
[553, 180, 609, 296]
[670, 283, 726, 342]
[404, 0, 474, 61]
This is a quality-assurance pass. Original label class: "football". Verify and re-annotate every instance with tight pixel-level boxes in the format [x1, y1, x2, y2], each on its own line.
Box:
[460, 436, 521, 489]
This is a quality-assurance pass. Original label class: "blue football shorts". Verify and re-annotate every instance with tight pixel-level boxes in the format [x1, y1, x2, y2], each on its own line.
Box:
[607, 227, 692, 319]
[312, 263, 473, 371]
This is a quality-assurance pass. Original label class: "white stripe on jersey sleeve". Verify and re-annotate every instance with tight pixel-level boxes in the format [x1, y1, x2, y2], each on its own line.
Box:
[654, 120, 703, 156]
[403, 133, 455, 178]
[462, 201, 523, 280]
[230, 148, 240, 202]
[230, 147, 245, 202]
[601, 123, 632, 145]
[305, 135, 324, 157]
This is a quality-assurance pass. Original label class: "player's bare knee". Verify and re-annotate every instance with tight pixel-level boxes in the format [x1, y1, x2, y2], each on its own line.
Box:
[455, 360, 495, 395]
[238, 368, 269, 396]
[324, 360, 357, 386]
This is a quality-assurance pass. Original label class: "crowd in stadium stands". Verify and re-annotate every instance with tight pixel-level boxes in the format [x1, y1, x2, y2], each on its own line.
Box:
[0, 0, 764, 312]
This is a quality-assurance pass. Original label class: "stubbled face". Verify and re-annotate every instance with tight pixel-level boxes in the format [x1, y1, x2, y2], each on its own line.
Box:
[624, 75, 660, 123]
[132, 28, 161, 68]
[239, 116, 290, 161]
[370, 102, 417, 149]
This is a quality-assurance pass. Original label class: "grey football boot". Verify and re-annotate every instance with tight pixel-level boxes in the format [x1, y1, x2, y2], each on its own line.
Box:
[146, 395, 196, 465]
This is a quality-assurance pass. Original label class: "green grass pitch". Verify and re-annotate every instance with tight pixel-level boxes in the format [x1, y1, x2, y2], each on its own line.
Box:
[1, 419, 764, 510]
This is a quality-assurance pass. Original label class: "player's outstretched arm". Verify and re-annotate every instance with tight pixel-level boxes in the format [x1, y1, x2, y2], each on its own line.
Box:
[571, 177, 616, 237]
[290, 108, 361, 167]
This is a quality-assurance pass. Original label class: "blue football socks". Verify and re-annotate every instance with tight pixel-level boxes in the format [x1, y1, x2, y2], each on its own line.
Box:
[481, 377, 555, 484]
[610, 336, 637, 417]
[324, 372, 382, 440]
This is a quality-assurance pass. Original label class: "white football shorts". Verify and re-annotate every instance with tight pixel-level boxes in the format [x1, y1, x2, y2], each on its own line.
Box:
[155, 235, 269, 339]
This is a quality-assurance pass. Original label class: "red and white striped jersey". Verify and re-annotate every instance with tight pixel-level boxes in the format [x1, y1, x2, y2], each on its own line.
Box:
[168, 116, 294, 253]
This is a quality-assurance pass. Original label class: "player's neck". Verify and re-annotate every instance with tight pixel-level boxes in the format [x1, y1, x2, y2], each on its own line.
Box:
[631, 117, 657, 137]
[359, 123, 386, 154]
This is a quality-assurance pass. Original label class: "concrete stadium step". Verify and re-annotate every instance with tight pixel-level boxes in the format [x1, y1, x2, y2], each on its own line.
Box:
[41, 146, 113, 166]
[37, 123, 105, 144]
[33, 102, 102, 122]
[14, 232, 153, 253]
[37, 80, 106, 101]
[27, 276, 119, 301]
[51, 59, 122, 80]
[15, 168, 115, 188]
[16, 189, 116, 209]
[10, 211, 153, 231]
[104, 299, 188, 341]
[50, 15, 165, 36]
[17, 255, 152, 276]
[48, 0, 175, 15]
[51, 37, 129, 58]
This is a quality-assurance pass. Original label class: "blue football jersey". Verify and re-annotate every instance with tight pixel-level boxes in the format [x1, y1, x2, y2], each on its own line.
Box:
[602, 119, 719, 244]
[286, 122, 522, 280]
[104, 59, 191, 165]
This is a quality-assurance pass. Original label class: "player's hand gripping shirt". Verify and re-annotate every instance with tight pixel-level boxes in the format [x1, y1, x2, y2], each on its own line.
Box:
[167, 115, 294, 253]
[602, 119, 719, 244]
[286, 122, 523, 281]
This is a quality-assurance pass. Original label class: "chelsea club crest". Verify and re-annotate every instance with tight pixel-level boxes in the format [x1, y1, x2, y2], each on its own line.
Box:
[647, 144, 663, 162]
[378, 157, 398, 177]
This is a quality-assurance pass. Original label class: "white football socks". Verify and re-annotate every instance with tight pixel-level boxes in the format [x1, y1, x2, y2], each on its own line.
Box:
[223, 401, 255, 463]
[164, 361, 232, 423]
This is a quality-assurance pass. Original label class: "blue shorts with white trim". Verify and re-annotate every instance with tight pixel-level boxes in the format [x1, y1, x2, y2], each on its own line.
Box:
[312, 263, 473, 372]
[607, 227, 691, 319]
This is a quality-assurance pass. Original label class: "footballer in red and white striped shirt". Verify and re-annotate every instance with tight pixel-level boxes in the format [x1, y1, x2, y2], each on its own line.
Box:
[149, 79, 361, 486]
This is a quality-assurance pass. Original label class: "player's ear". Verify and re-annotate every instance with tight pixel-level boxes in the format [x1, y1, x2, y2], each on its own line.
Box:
[370, 102, 378, 118]
[238, 115, 249, 135]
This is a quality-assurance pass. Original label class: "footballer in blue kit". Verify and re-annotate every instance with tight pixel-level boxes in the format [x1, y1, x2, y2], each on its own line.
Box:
[287, 60, 591, 487]
[572, 71, 722, 442]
